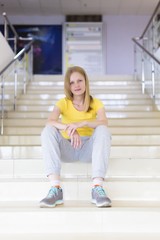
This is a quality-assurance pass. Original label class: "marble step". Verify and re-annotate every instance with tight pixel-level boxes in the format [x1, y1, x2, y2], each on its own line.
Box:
[2, 118, 160, 127]
[19, 93, 151, 100]
[29, 80, 141, 87]
[25, 89, 144, 94]
[0, 179, 160, 205]
[0, 233, 159, 240]
[4, 82, 141, 90]
[15, 99, 153, 105]
[3, 88, 143, 95]
[26, 87, 142, 93]
[0, 95, 14, 100]
[6, 111, 160, 118]
[0, 135, 160, 146]
[0, 202, 160, 240]
[20, 104, 157, 111]
[3, 126, 160, 135]
[2, 96, 152, 106]
[5, 74, 134, 83]
[0, 158, 160, 179]
[1, 92, 154, 104]
[1, 146, 160, 159]
[33, 74, 134, 81]
[2, 104, 155, 112]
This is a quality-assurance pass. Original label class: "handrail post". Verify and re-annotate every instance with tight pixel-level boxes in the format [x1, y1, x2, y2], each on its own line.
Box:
[134, 43, 137, 81]
[23, 53, 27, 94]
[141, 51, 145, 94]
[14, 36, 17, 54]
[4, 16, 8, 40]
[1, 12, 34, 136]
[14, 62, 18, 111]
[1, 75, 4, 135]
[151, 60, 155, 98]
[3, 12, 19, 54]
[30, 45, 33, 81]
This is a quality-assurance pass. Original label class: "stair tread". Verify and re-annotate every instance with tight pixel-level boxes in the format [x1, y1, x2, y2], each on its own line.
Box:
[1, 200, 160, 209]
[1, 134, 160, 146]
[0, 200, 160, 236]
[0, 233, 159, 240]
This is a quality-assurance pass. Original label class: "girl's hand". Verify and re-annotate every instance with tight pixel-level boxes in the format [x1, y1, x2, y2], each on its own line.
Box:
[65, 122, 85, 148]
[70, 130, 82, 149]
[66, 123, 79, 137]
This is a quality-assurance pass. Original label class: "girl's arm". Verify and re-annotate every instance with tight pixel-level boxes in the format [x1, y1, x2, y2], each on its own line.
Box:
[47, 105, 82, 149]
[66, 107, 108, 136]
[84, 107, 108, 128]
[46, 106, 68, 131]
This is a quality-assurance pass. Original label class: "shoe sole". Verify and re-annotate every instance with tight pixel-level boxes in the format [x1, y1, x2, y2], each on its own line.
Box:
[39, 200, 64, 208]
[91, 199, 112, 208]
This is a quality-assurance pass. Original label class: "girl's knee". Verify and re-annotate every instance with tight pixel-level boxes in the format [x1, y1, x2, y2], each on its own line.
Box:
[95, 125, 111, 136]
[41, 125, 57, 138]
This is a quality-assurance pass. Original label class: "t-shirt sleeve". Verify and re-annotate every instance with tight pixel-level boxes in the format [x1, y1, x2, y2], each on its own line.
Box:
[94, 98, 104, 111]
[55, 98, 66, 114]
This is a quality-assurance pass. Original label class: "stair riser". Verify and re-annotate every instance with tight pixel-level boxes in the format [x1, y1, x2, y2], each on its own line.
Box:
[3, 118, 160, 126]
[0, 181, 160, 203]
[1, 146, 160, 159]
[6, 111, 160, 118]
[3, 89, 144, 95]
[2, 105, 155, 112]
[3, 127, 160, 135]
[29, 81, 141, 86]
[1, 105, 155, 111]
[20, 93, 150, 100]
[0, 159, 160, 179]
[0, 233, 159, 240]
[31, 75, 140, 82]
[33, 74, 134, 81]
[0, 135, 160, 145]
[14, 99, 153, 105]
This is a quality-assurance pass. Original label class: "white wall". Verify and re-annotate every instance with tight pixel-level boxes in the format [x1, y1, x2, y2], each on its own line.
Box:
[0, 32, 15, 72]
[0, 14, 150, 75]
[103, 16, 149, 74]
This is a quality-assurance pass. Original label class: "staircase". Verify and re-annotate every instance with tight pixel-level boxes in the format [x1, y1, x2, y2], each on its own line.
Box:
[1, 74, 160, 239]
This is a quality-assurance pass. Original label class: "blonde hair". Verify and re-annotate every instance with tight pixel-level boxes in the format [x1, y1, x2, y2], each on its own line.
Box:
[64, 66, 92, 112]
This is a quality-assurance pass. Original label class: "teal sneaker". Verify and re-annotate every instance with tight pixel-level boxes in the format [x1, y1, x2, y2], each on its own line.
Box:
[39, 187, 63, 208]
[92, 186, 111, 207]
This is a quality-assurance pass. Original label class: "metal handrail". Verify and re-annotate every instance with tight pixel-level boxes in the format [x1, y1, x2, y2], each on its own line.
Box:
[0, 40, 34, 135]
[2, 12, 33, 53]
[132, 0, 160, 100]
[0, 40, 33, 76]
[2, 12, 19, 53]
[1, 12, 34, 135]
[2, 12, 19, 40]
[140, 1, 160, 39]
[133, 37, 160, 97]
[132, 38, 160, 65]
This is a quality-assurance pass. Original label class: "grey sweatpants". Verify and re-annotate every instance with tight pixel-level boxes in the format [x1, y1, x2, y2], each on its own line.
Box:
[41, 125, 111, 179]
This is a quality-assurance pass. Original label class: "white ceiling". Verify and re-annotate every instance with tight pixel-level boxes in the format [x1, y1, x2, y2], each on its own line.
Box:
[0, 0, 159, 16]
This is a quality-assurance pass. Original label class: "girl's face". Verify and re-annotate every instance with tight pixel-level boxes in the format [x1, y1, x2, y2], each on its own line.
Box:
[69, 72, 86, 96]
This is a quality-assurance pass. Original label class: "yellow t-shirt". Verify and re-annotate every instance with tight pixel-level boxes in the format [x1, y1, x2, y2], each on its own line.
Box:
[56, 97, 104, 139]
